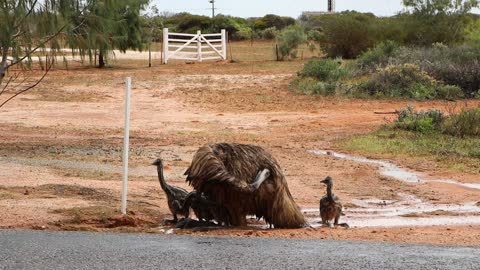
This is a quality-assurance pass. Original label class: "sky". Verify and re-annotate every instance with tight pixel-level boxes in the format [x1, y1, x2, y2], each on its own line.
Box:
[150, 0, 407, 18]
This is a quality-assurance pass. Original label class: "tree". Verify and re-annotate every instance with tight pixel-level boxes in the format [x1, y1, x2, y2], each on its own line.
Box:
[253, 14, 295, 31]
[403, 0, 478, 15]
[401, 0, 479, 45]
[276, 25, 307, 60]
[63, 0, 149, 68]
[316, 12, 378, 59]
[0, 0, 74, 109]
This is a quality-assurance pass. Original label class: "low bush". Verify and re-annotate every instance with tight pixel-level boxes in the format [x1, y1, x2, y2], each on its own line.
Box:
[298, 58, 346, 81]
[435, 85, 464, 100]
[394, 105, 480, 138]
[394, 105, 444, 133]
[259, 27, 278, 39]
[291, 58, 348, 96]
[356, 45, 480, 97]
[358, 64, 440, 99]
[442, 108, 480, 137]
[356, 41, 399, 72]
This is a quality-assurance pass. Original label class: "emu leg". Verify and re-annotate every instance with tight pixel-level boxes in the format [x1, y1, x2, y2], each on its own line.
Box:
[229, 208, 247, 227]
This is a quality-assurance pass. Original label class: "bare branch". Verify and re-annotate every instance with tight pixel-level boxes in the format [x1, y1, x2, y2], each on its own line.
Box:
[0, 76, 14, 97]
[0, 71, 22, 96]
[12, 30, 27, 39]
[0, 58, 53, 109]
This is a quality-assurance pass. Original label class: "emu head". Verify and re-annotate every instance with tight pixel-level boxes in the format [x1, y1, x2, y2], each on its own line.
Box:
[152, 158, 163, 166]
[321, 176, 332, 185]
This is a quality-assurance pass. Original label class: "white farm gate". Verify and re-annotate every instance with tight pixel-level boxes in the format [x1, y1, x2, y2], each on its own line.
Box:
[162, 28, 227, 64]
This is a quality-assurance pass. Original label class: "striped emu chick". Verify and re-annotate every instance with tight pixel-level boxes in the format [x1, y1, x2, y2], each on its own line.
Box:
[152, 158, 189, 223]
[319, 176, 349, 228]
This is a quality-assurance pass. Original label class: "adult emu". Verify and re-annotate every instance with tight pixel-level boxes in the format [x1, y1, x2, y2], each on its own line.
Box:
[184, 143, 306, 228]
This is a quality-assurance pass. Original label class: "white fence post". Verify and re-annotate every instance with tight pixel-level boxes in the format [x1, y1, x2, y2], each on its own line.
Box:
[197, 30, 202, 63]
[163, 28, 169, 64]
[121, 77, 132, 215]
[221, 29, 227, 60]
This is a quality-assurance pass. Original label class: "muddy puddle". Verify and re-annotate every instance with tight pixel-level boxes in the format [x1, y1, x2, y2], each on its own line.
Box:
[310, 150, 480, 190]
[306, 150, 480, 228]
[302, 193, 480, 228]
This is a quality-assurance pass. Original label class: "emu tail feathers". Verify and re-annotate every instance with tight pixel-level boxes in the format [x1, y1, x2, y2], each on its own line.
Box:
[271, 184, 307, 228]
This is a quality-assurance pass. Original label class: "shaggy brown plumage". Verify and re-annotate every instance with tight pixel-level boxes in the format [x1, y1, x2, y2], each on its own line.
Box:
[184, 143, 306, 228]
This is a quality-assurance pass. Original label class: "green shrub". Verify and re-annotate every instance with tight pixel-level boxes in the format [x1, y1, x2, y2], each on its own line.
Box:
[312, 82, 337, 96]
[298, 58, 346, 81]
[290, 77, 317, 94]
[317, 12, 378, 59]
[376, 45, 480, 97]
[232, 29, 254, 40]
[395, 105, 445, 133]
[253, 14, 295, 31]
[276, 25, 307, 60]
[357, 41, 399, 72]
[394, 105, 480, 137]
[291, 78, 338, 96]
[259, 27, 278, 39]
[442, 108, 480, 137]
[291, 58, 347, 96]
[436, 85, 464, 100]
[359, 64, 438, 99]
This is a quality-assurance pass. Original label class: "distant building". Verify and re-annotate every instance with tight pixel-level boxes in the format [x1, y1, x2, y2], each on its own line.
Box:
[301, 0, 335, 18]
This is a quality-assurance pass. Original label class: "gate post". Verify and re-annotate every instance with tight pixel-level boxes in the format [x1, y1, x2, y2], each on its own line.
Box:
[163, 28, 169, 64]
[221, 29, 227, 60]
[197, 30, 202, 62]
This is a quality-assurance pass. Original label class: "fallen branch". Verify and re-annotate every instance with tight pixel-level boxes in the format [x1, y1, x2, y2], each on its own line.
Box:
[374, 111, 399, 115]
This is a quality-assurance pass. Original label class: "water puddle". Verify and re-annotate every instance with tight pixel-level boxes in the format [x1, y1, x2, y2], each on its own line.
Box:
[310, 150, 480, 190]
[306, 150, 480, 228]
[303, 193, 480, 228]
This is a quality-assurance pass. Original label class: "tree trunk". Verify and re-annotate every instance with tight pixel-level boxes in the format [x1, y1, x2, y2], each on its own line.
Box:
[98, 51, 105, 68]
[0, 47, 9, 86]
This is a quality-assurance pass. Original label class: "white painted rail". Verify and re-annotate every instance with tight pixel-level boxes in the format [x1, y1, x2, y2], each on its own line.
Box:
[162, 28, 227, 64]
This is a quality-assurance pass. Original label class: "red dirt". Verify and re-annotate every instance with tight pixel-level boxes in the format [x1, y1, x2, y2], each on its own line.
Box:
[1, 61, 479, 246]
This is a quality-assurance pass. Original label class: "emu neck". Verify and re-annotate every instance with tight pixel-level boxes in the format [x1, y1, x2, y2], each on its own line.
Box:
[157, 164, 170, 192]
[326, 182, 333, 200]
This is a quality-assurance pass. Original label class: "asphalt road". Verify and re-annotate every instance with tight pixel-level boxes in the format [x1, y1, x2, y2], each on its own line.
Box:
[0, 230, 479, 270]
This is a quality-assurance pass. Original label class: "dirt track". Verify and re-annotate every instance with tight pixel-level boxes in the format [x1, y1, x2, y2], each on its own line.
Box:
[1, 60, 479, 245]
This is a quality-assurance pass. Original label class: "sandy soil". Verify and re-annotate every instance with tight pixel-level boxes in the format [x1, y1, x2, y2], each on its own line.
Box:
[1, 60, 479, 246]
